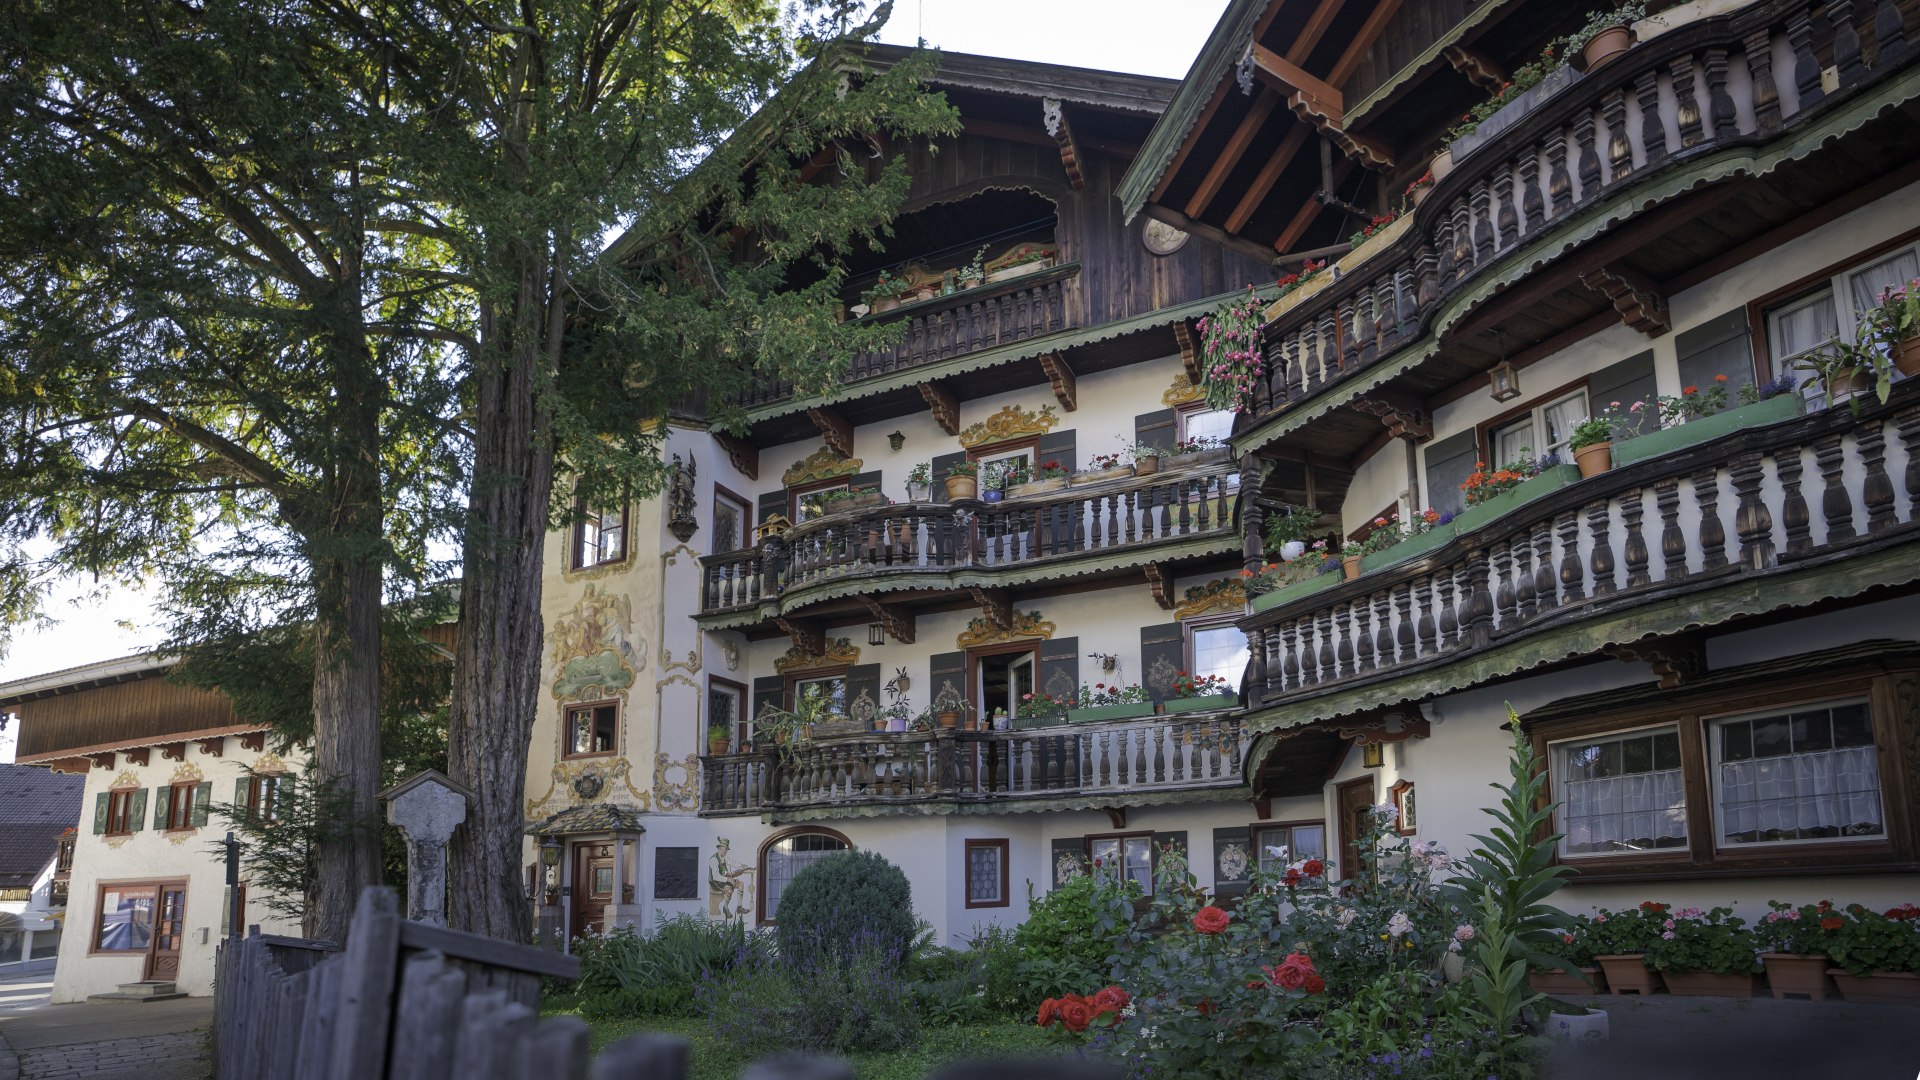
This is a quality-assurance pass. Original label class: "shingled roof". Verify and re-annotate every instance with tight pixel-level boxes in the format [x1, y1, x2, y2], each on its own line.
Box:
[0, 763, 83, 888]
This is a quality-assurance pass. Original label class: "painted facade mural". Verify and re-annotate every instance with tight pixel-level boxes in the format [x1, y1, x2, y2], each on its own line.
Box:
[551, 584, 645, 702]
[707, 837, 753, 918]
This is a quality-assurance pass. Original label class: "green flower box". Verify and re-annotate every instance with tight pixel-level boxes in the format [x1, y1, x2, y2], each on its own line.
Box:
[1162, 694, 1236, 715]
[1012, 712, 1069, 731]
[1249, 565, 1344, 612]
[1449, 464, 1583, 535]
[1065, 702, 1157, 723]
[1361, 523, 1456, 573]
[1614, 395, 1804, 466]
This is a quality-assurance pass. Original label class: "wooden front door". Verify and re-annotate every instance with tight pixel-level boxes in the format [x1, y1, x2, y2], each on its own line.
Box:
[1336, 777, 1377, 885]
[143, 884, 186, 981]
[571, 842, 615, 938]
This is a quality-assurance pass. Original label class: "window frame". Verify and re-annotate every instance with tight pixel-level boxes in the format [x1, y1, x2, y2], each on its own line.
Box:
[966, 437, 1040, 487]
[164, 781, 197, 832]
[783, 667, 850, 719]
[1547, 720, 1690, 861]
[1185, 617, 1249, 695]
[1251, 820, 1328, 877]
[1176, 403, 1235, 446]
[964, 839, 1011, 909]
[707, 676, 749, 751]
[1704, 695, 1885, 852]
[1479, 383, 1589, 466]
[967, 641, 1040, 723]
[756, 827, 853, 923]
[712, 484, 753, 555]
[1085, 831, 1156, 896]
[788, 478, 851, 525]
[90, 878, 182, 955]
[247, 774, 283, 825]
[561, 700, 621, 760]
[571, 496, 629, 570]
[1749, 230, 1920, 379]
[104, 789, 135, 837]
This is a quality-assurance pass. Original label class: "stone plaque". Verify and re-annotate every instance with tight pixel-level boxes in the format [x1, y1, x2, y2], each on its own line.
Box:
[654, 846, 699, 900]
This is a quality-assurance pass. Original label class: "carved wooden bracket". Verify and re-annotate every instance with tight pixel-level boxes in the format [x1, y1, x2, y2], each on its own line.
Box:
[712, 431, 759, 481]
[1443, 45, 1507, 90]
[1252, 796, 1273, 821]
[1174, 320, 1200, 382]
[88, 752, 116, 771]
[1580, 263, 1672, 337]
[1606, 633, 1706, 690]
[158, 742, 187, 763]
[1101, 806, 1128, 830]
[1042, 98, 1086, 190]
[967, 587, 1013, 631]
[125, 747, 151, 767]
[1144, 562, 1175, 610]
[1351, 392, 1433, 442]
[807, 406, 854, 458]
[1332, 712, 1431, 745]
[858, 597, 916, 645]
[774, 616, 826, 658]
[240, 731, 267, 753]
[1038, 353, 1077, 412]
[918, 381, 960, 436]
[1286, 94, 1394, 171]
[197, 737, 225, 758]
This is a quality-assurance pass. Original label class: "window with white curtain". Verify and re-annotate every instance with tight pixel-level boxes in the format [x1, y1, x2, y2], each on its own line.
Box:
[1490, 389, 1587, 465]
[1554, 726, 1688, 857]
[1088, 834, 1154, 894]
[1711, 700, 1883, 848]
[1767, 243, 1920, 374]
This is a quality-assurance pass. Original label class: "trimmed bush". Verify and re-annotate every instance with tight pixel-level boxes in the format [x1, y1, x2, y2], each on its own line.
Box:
[774, 849, 915, 969]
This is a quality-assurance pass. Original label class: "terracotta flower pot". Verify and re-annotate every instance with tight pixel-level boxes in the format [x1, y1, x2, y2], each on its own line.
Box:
[1761, 953, 1835, 1001]
[1135, 455, 1161, 475]
[1661, 970, 1762, 997]
[944, 476, 978, 500]
[1583, 25, 1633, 71]
[1894, 334, 1920, 377]
[1529, 967, 1608, 995]
[1830, 366, 1875, 400]
[1595, 954, 1662, 995]
[1430, 146, 1454, 182]
[1828, 969, 1920, 1005]
[1573, 441, 1613, 479]
[707, 738, 730, 756]
[1342, 554, 1363, 581]
[937, 711, 960, 729]
[1410, 184, 1432, 208]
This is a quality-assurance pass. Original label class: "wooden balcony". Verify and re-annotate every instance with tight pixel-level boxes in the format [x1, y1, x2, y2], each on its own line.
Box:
[700, 709, 1250, 818]
[700, 461, 1239, 618]
[1235, 0, 1919, 444]
[735, 263, 1081, 410]
[1241, 387, 1920, 718]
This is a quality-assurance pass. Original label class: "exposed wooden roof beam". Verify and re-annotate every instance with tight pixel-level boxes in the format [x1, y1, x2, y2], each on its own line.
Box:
[967, 587, 1013, 631]
[1273, 156, 1355, 255]
[1185, 88, 1281, 220]
[1142, 203, 1279, 267]
[1252, 45, 1342, 123]
[1328, 0, 1409, 87]
[1153, 80, 1234, 203]
[1226, 124, 1312, 234]
[1043, 99, 1086, 191]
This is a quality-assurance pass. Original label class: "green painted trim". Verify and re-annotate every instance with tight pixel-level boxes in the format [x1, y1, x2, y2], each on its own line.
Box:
[1231, 66, 1920, 458]
[1248, 565, 1343, 613]
[1067, 702, 1157, 723]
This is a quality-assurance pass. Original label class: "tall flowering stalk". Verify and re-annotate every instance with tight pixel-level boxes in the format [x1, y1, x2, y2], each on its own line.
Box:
[1196, 287, 1266, 413]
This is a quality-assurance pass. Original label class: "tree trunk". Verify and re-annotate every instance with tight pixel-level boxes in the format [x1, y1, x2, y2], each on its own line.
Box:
[307, 552, 386, 943]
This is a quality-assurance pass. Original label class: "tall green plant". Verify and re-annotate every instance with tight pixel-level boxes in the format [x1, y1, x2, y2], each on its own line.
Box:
[1457, 890, 1546, 1079]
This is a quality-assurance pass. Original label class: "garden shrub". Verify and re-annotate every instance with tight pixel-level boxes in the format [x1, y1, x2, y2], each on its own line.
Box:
[1012, 869, 1138, 1001]
[774, 849, 915, 970]
[701, 939, 920, 1055]
[573, 915, 760, 1018]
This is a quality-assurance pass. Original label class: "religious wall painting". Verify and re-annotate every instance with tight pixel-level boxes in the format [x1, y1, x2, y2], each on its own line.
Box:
[551, 584, 645, 702]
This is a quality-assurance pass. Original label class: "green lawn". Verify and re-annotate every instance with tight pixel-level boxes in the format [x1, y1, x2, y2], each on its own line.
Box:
[540, 995, 1063, 1080]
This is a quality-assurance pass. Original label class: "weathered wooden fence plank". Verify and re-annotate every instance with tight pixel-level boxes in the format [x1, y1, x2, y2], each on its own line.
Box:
[332, 887, 404, 1077]
[388, 951, 466, 1080]
[740, 1058, 857, 1080]
[292, 957, 340, 1080]
[515, 1014, 589, 1080]
[592, 1034, 692, 1080]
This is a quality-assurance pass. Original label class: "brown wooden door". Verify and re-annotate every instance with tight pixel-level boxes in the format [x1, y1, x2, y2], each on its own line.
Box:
[1336, 778, 1377, 885]
[571, 843, 614, 938]
[144, 884, 186, 981]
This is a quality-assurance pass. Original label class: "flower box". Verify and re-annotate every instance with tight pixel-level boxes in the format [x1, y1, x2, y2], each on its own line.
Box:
[1594, 954, 1661, 995]
[1449, 64, 1582, 166]
[1334, 214, 1415, 278]
[1249, 567, 1344, 613]
[1614, 394, 1804, 466]
[1065, 702, 1157, 723]
[1072, 466, 1133, 486]
[1012, 712, 1069, 731]
[1164, 447, 1232, 471]
[985, 259, 1052, 284]
[1660, 970, 1762, 997]
[1263, 270, 1337, 323]
[1008, 477, 1069, 497]
[1449, 464, 1583, 535]
[1530, 967, 1608, 995]
[1828, 969, 1920, 1005]
[1162, 694, 1236, 715]
[1360, 523, 1456, 574]
[1760, 953, 1834, 1001]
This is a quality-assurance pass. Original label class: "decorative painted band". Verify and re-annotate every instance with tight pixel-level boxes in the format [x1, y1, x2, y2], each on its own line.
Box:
[1615, 394, 1806, 465]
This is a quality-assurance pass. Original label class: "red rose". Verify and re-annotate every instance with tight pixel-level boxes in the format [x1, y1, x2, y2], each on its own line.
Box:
[1092, 986, 1130, 1012]
[1195, 998, 1216, 1017]
[1304, 974, 1326, 994]
[1283, 869, 1302, 889]
[1272, 962, 1308, 990]
[1059, 999, 1092, 1033]
[1821, 916, 1845, 931]
[1302, 859, 1324, 877]
[1192, 906, 1231, 934]
[1036, 999, 1059, 1027]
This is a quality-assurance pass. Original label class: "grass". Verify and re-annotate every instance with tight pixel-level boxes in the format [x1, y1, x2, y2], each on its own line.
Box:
[540, 994, 1062, 1080]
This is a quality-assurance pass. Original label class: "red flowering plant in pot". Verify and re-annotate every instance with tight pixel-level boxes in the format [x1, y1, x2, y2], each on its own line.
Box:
[1642, 906, 1764, 997]
[1584, 902, 1670, 994]
[1821, 902, 1920, 1004]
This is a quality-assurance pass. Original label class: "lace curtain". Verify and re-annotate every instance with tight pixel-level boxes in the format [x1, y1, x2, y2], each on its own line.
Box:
[1562, 769, 1688, 854]
[1718, 746, 1882, 843]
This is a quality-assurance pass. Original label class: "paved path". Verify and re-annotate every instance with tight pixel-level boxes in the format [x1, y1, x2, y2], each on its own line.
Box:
[0, 975, 210, 1080]
[1548, 993, 1920, 1080]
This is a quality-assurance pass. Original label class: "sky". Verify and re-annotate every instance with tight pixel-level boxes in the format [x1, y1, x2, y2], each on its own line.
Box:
[0, 0, 1229, 760]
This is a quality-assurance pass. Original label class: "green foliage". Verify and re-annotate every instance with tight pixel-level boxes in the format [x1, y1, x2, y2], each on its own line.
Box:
[774, 849, 916, 971]
[1643, 906, 1763, 974]
[1012, 869, 1138, 1001]
[701, 942, 921, 1056]
[574, 917, 759, 1018]
[205, 770, 369, 937]
[1582, 903, 1671, 955]
[1818, 905, 1920, 976]
[1456, 891, 1545, 1079]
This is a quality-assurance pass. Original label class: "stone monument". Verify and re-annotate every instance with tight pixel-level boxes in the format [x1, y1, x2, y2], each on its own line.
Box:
[379, 769, 473, 927]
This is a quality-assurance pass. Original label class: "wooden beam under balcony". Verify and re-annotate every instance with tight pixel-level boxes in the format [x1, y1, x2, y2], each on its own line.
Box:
[197, 736, 225, 758]
[859, 597, 916, 645]
[124, 747, 150, 767]
[1251, 45, 1342, 124]
[712, 431, 759, 481]
[774, 616, 826, 658]
[158, 742, 187, 762]
[1143, 562, 1174, 610]
[807, 406, 854, 457]
[1038, 353, 1077, 412]
[87, 752, 115, 770]
[967, 587, 1013, 631]
[918, 381, 960, 436]
[1607, 632, 1706, 689]
[1580, 263, 1672, 338]
[1351, 392, 1432, 442]
[1174, 320, 1200, 381]
[1042, 99, 1086, 191]
[1443, 45, 1507, 91]
[240, 731, 267, 752]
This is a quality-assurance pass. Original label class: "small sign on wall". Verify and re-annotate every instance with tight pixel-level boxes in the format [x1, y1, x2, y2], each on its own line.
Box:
[654, 846, 699, 900]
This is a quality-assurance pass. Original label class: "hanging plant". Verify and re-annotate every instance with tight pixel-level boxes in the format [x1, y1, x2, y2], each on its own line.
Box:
[1195, 287, 1266, 413]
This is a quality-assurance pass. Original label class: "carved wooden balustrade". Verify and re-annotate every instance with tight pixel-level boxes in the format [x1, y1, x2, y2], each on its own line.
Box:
[736, 264, 1081, 408]
[700, 710, 1249, 816]
[1242, 391, 1920, 706]
[1241, 0, 1912, 427]
[700, 462, 1237, 614]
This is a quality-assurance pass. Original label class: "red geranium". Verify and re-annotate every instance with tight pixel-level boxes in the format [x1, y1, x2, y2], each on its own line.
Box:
[1301, 858, 1324, 878]
[1059, 998, 1092, 1033]
[1192, 906, 1231, 934]
[1886, 904, 1920, 921]
[1820, 916, 1846, 931]
[1640, 901, 1668, 914]
[1195, 998, 1216, 1017]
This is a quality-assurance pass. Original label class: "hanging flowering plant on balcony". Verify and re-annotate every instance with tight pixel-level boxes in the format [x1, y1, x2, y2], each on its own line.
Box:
[1196, 287, 1266, 413]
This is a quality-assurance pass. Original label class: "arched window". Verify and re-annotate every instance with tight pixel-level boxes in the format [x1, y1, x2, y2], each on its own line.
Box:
[758, 828, 851, 921]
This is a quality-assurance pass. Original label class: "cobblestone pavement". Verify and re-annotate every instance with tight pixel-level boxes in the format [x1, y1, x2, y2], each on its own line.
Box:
[15, 1032, 208, 1080]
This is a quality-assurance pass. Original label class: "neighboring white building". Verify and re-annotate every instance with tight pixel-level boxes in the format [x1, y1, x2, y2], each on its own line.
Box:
[2, 657, 303, 1001]
[0, 762, 82, 973]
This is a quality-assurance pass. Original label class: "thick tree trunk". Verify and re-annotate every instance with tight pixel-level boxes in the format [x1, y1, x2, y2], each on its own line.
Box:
[307, 553, 386, 942]
[446, 281, 556, 942]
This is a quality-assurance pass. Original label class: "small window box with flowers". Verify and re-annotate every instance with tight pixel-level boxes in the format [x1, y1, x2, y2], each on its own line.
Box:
[1164, 435, 1230, 471]
[1756, 900, 1841, 1001]
[1074, 451, 1133, 486]
[1820, 902, 1920, 1005]
[1013, 691, 1073, 730]
[1009, 459, 1071, 497]
[1615, 375, 1803, 466]
[1336, 211, 1412, 278]
[1066, 683, 1156, 723]
[1163, 672, 1235, 714]
[1448, 450, 1580, 535]
[1244, 553, 1345, 613]
[1359, 506, 1457, 573]
[1528, 913, 1609, 996]
[1336, 516, 1404, 580]
[1262, 258, 1331, 323]
[1587, 901, 1676, 995]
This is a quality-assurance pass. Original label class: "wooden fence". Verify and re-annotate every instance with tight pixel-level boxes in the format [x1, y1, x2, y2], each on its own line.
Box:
[215, 886, 1111, 1079]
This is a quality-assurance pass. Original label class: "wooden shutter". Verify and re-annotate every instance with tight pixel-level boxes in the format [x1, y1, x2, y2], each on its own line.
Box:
[192, 781, 214, 827]
[1037, 637, 1079, 703]
[654, 847, 699, 900]
[928, 651, 966, 712]
[751, 675, 785, 728]
[1675, 307, 1753, 392]
[1049, 836, 1087, 891]
[756, 489, 787, 526]
[152, 786, 172, 830]
[234, 777, 251, 813]
[1134, 409, 1176, 452]
[1036, 428, 1077, 473]
[129, 788, 148, 832]
[849, 470, 882, 497]
[1589, 349, 1661, 438]
[1212, 826, 1254, 897]
[93, 792, 109, 835]
[1423, 428, 1481, 516]
[846, 663, 882, 726]
[1138, 622, 1186, 704]
[930, 450, 968, 503]
[1152, 830, 1188, 875]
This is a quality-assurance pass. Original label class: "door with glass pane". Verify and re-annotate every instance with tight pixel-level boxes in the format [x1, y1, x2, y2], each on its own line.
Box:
[976, 648, 1035, 722]
[143, 884, 186, 981]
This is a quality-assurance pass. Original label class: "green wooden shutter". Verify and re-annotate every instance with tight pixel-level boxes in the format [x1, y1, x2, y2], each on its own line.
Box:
[845, 664, 882, 726]
[1048, 837, 1087, 891]
[1036, 637, 1079, 703]
[129, 788, 148, 832]
[750, 675, 785, 733]
[1588, 349, 1661, 437]
[192, 781, 214, 827]
[1134, 409, 1176, 452]
[152, 786, 172, 830]
[1423, 428, 1481, 516]
[234, 777, 251, 813]
[849, 470, 882, 498]
[1139, 622, 1186, 705]
[756, 489, 788, 526]
[930, 451, 968, 503]
[1212, 826, 1254, 897]
[928, 651, 966, 714]
[1675, 306, 1754, 391]
[93, 792, 110, 835]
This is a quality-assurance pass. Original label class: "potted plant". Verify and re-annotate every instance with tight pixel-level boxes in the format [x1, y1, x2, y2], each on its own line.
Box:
[980, 461, 1013, 503]
[1568, 401, 1636, 478]
[957, 247, 987, 291]
[1403, 169, 1435, 210]
[1339, 537, 1367, 581]
[1587, 902, 1668, 995]
[1756, 900, 1838, 1001]
[1530, 916, 1609, 995]
[1430, 145, 1454, 183]
[1075, 451, 1132, 485]
[932, 683, 970, 730]
[1164, 671, 1235, 714]
[1573, 2, 1646, 71]
[1065, 683, 1155, 723]
[706, 724, 731, 756]
[1014, 691, 1072, 730]
[1165, 436, 1229, 469]
[1794, 332, 1890, 408]
[944, 460, 979, 501]
[1824, 903, 1920, 1004]
[1129, 442, 1165, 476]
[863, 269, 904, 314]
[905, 463, 933, 502]
[1263, 503, 1323, 562]
[847, 484, 884, 510]
[1864, 275, 1920, 376]
[1644, 906, 1764, 997]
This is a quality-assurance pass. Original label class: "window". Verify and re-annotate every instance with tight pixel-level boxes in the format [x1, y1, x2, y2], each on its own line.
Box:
[974, 646, 1036, 721]
[968, 440, 1037, 486]
[164, 782, 196, 831]
[791, 675, 847, 717]
[564, 702, 619, 758]
[708, 678, 748, 750]
[1178, 406, 1235, 446]
[55, 836, 75, 874]
[965, 839, 1010, 908]
[713, 487, 752, 554]
[1088, 833, 1154, 894]
[1553, 725, 1687, 857]
[93, 882, 159, 952]
[1488, 388, 1587, 464]
[248, 775, 283, 824]
[104, 790, 135, 836]
[1767, 243, 1920, 374]
[1188, 622, 1248, 692]
[760, 829, 850, 919]
[1253, 822, 1327, 875]
[573, 501, 628, 569]
[1711, 700, 1882, 848]
[789, 480, 849, 524]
